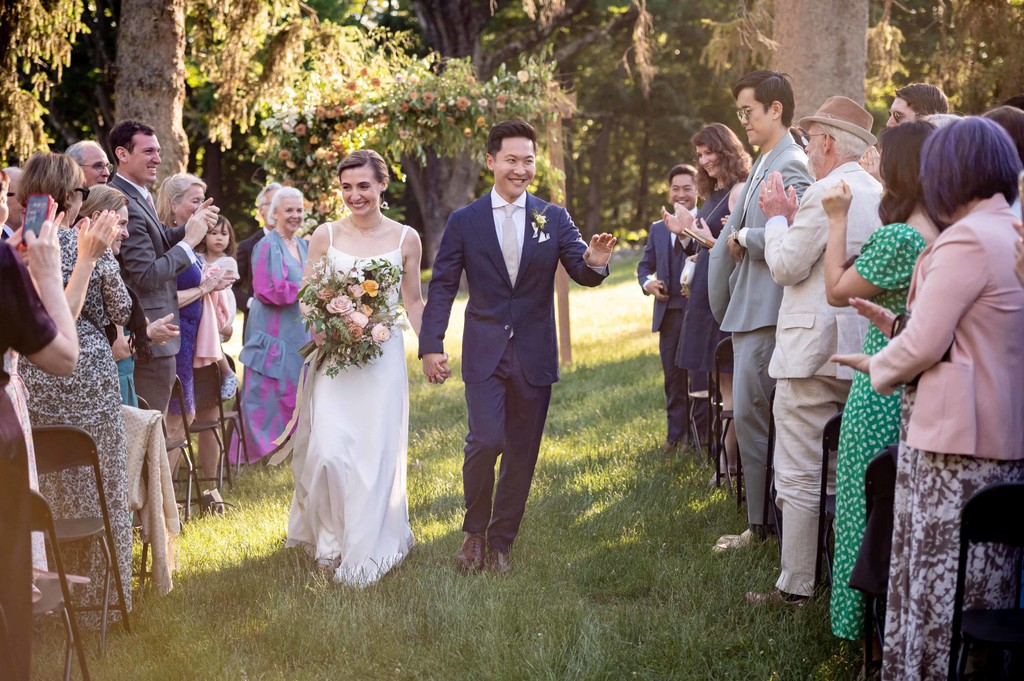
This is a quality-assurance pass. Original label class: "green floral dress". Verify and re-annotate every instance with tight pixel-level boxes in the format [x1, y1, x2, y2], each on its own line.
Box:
[830, 222, 926, 640]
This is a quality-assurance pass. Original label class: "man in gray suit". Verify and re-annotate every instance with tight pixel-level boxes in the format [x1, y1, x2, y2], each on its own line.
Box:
[708, 71, 812, 549]
[747, 97, 882, 605]
[108, 119, 219, 413]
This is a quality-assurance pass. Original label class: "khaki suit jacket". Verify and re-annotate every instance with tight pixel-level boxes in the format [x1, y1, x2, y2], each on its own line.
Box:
[765, 162, 882, 380]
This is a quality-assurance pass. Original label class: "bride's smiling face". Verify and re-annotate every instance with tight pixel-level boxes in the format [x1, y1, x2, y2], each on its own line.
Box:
[339, 165, 386, 218]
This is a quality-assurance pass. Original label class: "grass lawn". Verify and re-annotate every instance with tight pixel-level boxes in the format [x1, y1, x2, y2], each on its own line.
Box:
[33, 253, 858, 680]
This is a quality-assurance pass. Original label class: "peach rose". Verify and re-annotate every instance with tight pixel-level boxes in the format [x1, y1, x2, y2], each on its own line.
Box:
[348, 284, 365, 299]
[348, 310, 370, 328]
[456, 96, 470, 111]
[294, 123, 308, 137]
[371, 325, 391, 343]
[326, 296, 354, 317]
[361, 280, 380, 297]
[346, 323, 364, 341]
[361, 304, 373, 316]
[517, 70, 529, 83]
[422, 92, 436, 106]
[317, 285, 337, 302]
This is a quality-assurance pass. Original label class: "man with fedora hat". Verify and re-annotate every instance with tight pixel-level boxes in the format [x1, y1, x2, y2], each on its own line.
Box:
[747, 95, 882, 606]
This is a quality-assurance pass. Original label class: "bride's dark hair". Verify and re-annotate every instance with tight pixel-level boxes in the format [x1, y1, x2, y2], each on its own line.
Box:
[336, 150, 390, 185]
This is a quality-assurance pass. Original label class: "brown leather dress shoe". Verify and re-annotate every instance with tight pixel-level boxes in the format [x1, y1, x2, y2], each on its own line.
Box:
[455, 532, 486, 573]
[488, 548, 511, 575]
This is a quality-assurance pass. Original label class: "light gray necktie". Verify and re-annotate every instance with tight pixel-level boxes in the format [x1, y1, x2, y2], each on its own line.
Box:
[501, 204, 519, 285]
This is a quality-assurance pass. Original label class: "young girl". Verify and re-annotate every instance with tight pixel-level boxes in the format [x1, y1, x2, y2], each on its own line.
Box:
[197, 215, 240, 398]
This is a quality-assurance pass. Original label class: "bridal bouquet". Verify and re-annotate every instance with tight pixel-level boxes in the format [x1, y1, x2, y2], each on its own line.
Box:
[298, 256, 404, 376]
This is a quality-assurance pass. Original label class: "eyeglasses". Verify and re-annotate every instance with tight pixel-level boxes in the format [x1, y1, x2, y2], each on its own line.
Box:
[806, 133, 833, 142]
[74, 187, 90, 201]
[736, 106, 757, 122]
[79, 162, 113, 174]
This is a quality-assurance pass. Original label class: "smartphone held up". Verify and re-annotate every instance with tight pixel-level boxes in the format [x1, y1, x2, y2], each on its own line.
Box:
[23, 194, 54, 237]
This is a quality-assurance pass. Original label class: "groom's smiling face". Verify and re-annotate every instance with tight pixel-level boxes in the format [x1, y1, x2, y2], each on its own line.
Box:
[487, 136, 536, 203]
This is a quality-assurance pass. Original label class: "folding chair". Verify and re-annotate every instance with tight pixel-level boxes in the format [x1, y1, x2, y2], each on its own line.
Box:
[32, 425, 131, 653]
[686, 371, 710, 463]
[949, 481, 1024, 680]
[815, 411, 843, 589]
[190, 362, 230, 492]
[166, 376, 200, 521]
[711, 338, 737, 496]
[29, 490, 91, 681]
[223, 355, 250, 477]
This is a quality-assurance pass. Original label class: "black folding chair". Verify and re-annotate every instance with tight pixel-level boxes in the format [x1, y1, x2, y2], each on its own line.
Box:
[32, 425, 131, 652]
[223, 355, 250, 477]
[686, 371, 710, 464]
[166, 376, 200, 521]
[711, 338, 738, 498]
[190, 362, 230, 492]
[949, 481, 1024, 680]
[815, 411, 843, 589]
[29, 490, 91, 681]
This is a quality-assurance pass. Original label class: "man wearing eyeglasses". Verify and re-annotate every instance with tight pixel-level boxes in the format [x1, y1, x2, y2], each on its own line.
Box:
[2, 167, 22, 240]
[66, 140, 113, 186]
[707, 70, 812, 553]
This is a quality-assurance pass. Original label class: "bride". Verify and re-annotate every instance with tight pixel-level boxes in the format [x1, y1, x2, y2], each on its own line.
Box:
[285, 149, 424, 585]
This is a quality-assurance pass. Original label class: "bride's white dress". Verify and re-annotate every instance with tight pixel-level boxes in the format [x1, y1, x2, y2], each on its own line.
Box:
[285, 224, 415, 586]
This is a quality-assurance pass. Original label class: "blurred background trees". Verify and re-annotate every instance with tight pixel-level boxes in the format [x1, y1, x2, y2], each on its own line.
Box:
[3, 0, 1022, 262]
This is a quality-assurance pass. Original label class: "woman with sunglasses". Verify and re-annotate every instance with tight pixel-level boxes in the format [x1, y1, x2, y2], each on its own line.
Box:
[15, 151, 133, 629]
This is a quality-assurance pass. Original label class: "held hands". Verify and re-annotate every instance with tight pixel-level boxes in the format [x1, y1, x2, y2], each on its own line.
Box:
[75, 210, 121, 263]
[184, 198, 219, 247]
[758, 172, 799, 223]
[422, 352, 452, 385]
[583, 233, 617, 268]
[644, 278, 669, 302]
[822, 179, 853, 223]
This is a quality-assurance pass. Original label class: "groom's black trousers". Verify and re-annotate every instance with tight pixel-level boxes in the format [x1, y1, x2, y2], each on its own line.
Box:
[462, 339, 551, 553]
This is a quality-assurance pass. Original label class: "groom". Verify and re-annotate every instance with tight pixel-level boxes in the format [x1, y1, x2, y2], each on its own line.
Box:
[420, 120, 617, 574]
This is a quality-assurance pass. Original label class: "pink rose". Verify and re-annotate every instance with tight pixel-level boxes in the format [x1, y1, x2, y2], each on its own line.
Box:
[348, 311, 369, 328]
[326, 296, 353, 317]
[348, 284, 366, 299]
[371, 325, 391, 343]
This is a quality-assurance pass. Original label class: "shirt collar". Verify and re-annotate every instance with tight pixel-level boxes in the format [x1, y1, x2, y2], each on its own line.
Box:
[115, 173, 151, 199]
[490, 187, 528, 211]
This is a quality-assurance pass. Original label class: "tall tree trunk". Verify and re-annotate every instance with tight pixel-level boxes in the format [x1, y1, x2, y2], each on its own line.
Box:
[402, 151, 480, 268]
[114, 0, 188, 185]
[584, 120, 611, 237]
[772, 0, 869, 120]
[634, 117, 651, 229]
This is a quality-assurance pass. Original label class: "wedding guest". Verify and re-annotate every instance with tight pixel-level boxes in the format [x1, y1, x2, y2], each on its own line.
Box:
[1, 218, 80, 681]
[834, 117, 1024, 679]
[16, 152, 133, 629]
[707, 71, 812, 551]
[156, 173, 232, 480]
[668, 123, 751, 475]
[239, 187, 310, 461]
[748, 97, 882, 606]
[234, 182, 280, 333]
[66, 140, 112, 186]
[3, 167, 23, 240]
[984, 104, 1024, 218]
[886, 83, 949, 128]
[822, 120, 937, 642]
[637, 164, 698, 452]
[109, 119, 218, 415]
[196, 214, 240, 399]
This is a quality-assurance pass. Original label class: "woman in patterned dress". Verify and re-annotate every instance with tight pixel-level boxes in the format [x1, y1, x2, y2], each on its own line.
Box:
[239, 187, 311, 461]
[822, 121, 938, 643]
[17, 152, 134, 629]
[834, 117, 1024, 679]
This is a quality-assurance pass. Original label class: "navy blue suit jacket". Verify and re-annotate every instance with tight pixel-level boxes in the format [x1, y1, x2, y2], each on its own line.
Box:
[636, 220, 692, 333]
[420, 192, 607, 386]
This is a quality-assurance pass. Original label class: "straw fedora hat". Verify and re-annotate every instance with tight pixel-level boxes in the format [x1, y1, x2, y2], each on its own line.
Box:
[800, 96, 877, 146]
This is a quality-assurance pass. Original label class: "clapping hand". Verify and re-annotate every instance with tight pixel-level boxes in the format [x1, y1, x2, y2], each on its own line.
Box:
[583, 233, 617, 268]
[860, 145, 881, 183]
[850, 297, 897, 339]
[758, 172, 799, 223]
[822, 180, 853, 224]
[830, 353, 872, 375]
[146, 314, 180, 345]
[75, 210, 122, 262]
[660, 204, 694, 236]
[184, 198, 219, 247]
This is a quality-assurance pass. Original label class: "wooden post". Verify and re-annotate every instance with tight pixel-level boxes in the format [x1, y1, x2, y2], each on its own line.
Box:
[547, 91, 575, 366]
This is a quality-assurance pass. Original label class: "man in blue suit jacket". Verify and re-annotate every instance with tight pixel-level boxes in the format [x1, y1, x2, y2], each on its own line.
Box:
[420, 120, 617, 574]
[637, 164, 700, 451]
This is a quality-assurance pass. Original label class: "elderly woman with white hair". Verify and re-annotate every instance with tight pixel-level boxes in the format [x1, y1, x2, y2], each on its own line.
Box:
[239, 186, 311, 461]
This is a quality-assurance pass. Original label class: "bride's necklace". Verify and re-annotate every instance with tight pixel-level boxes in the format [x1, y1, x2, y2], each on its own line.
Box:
[349, 212, 384, 237]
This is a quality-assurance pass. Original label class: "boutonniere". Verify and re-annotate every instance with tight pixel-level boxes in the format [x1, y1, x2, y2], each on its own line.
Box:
[532, 209, 550, 242]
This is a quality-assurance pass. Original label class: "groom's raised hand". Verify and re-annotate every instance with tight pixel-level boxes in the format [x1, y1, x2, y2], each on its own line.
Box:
[422, 352, 452, 385]
[583, 233, 617, 268]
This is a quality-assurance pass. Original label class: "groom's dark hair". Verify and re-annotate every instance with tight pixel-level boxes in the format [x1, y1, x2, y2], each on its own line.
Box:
[487, 120, 538, 156]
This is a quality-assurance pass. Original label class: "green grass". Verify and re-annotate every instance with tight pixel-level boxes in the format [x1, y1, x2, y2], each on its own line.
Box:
[33, 254, 858, 680]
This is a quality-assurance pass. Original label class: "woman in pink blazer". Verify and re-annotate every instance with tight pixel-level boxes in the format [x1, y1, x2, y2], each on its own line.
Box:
[834, 117, 1024, 681]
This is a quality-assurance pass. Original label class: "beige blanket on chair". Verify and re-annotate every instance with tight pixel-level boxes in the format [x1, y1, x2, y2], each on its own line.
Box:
[123, 405, 180, 595]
